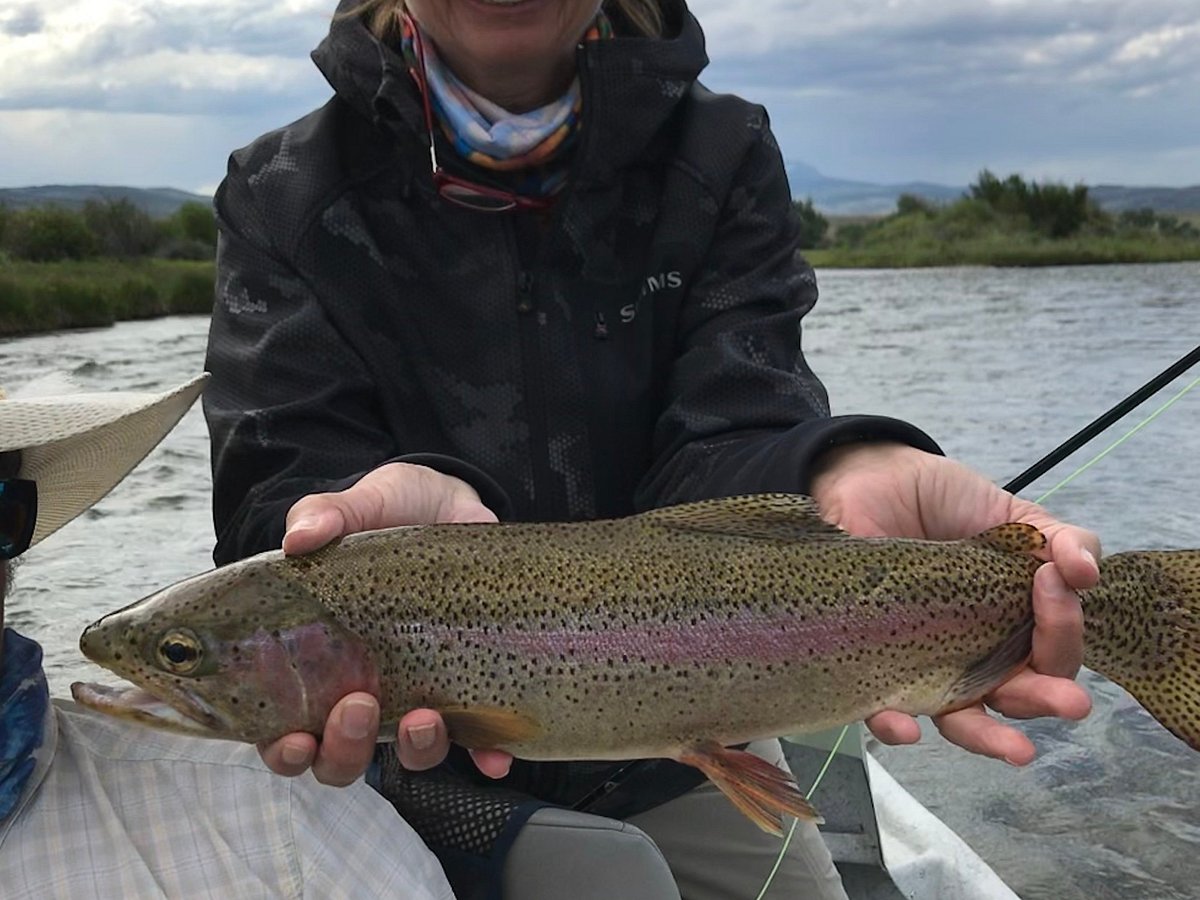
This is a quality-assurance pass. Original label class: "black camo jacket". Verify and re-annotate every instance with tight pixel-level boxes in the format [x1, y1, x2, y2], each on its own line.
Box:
[204, 0, 940, 812]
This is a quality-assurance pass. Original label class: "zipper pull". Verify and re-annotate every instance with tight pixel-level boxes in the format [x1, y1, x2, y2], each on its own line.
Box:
[593, 311, 609, 340]
[517, 272, 534, 314]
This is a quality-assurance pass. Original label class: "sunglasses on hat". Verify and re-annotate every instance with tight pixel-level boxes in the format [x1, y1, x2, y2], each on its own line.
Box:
[0, 478, 37, 561]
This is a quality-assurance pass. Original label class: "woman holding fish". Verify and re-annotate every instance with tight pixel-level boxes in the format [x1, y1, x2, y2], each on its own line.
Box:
[202, 0, 1099, 895]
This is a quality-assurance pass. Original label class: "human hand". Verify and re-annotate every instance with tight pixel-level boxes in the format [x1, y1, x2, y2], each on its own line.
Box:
[281, 461, 498, 555]
[259, 462, 513, 784]
[258, 698, 514, 785]
[810, 442, 1100, 765]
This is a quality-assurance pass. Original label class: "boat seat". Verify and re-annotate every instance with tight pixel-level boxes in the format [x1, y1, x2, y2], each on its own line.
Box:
[373, 747, 679, 900]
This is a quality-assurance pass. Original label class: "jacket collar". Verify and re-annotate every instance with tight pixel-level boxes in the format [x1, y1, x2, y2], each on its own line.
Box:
[311, 0, 708, 182]
[311, 0, 426, 142]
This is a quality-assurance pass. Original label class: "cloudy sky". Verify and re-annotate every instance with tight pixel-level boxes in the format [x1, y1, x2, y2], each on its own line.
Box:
[1, 0, 1197, 194]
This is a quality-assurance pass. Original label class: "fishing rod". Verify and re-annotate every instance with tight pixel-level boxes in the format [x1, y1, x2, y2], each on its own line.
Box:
[1005, 343, 1200, 495]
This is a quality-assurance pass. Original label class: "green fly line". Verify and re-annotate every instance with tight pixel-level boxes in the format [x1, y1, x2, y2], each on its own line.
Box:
[753, 372, 1199, 898]
[753, 724, 849, 900]
[1032, 374, 1200, 505]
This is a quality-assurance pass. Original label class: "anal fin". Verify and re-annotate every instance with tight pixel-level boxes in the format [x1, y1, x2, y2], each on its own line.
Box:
[676, 740, 823, 836]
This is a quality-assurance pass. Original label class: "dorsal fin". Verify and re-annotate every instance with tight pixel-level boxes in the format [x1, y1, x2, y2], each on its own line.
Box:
[969, 523, 1046, 554]
[644, 494, 847, 541]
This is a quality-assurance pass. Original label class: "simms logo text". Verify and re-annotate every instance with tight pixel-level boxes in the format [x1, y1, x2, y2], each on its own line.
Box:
[623, 270, 683, 322]
[643, 271, 683, 294]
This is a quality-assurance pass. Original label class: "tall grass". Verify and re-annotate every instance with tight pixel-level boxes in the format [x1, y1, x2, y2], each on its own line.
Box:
[807, 217, 1200, 269]
[0, 259, 214, 337]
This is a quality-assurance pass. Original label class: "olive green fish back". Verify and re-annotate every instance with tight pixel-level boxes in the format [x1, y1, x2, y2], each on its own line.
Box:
[1084, 550, 1200, 751]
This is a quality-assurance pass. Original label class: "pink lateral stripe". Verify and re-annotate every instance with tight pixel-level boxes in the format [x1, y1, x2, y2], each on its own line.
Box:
[409, 603, 1020, 666]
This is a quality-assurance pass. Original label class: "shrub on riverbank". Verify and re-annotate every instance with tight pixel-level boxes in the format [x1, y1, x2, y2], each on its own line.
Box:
[0, 199, 216, 263]
[4, 207, 99, 262]
[0, 260, 214, 337]
[807, 171, 1200, 268]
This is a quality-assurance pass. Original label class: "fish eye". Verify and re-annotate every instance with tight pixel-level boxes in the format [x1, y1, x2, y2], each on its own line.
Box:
[156, 629, 203, 674]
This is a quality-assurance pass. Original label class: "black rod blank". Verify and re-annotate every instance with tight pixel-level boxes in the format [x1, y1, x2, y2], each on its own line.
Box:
[1005, 344, 1200, 495]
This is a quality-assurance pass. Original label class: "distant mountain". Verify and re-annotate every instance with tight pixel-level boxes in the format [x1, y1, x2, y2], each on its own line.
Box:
[786, 164, 962, 215]
[0, 185, 211, 219]
[1089, 184, 1200, 214]
[786, 164, 1200, 216]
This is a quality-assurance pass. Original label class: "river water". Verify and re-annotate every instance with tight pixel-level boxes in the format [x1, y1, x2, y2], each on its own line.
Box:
[2, 262, 1197, 899]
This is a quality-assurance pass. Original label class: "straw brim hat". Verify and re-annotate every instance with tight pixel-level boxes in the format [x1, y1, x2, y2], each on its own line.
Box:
[0, 374, 208, 547]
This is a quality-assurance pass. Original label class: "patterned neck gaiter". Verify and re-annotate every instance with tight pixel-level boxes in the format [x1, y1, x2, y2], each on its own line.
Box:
[0, 628, 49, 822]
[402, 13, 612, 196]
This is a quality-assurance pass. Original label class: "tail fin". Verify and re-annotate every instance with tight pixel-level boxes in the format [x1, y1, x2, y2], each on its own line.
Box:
[1084, 550, 1200, 751]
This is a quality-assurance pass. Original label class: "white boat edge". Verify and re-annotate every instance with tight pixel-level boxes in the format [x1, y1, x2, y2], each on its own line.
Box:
[785, 724, 1019, 900]
[865, 749, 1018, 900]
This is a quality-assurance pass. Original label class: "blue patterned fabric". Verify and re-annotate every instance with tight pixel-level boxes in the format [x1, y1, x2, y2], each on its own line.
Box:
[414, 30, 581, 164]
[399, 15, 611, 198]
[0, 628, 49, 822]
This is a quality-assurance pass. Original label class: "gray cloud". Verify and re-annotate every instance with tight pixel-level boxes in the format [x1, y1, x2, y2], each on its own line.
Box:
[1, 5, 43, 37]
[71, 6, 329, 66]
[700, 0, 1198, 96]
[0, 0, 1196, 188]
[690, 0, 1200, 185]
[0, 1, 333, 115]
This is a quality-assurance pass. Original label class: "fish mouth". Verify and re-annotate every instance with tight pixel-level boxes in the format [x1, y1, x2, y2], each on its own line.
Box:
[70, 681, 236, 740]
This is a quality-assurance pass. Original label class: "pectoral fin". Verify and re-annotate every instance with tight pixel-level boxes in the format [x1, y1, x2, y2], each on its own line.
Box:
[676, 740, 823, 836]
[440, 706, 542, 749]
[938, 618, 1034, 713]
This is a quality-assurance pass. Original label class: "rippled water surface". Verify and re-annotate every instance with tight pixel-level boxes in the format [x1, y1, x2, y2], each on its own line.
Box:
[2, 262, 1197, 899]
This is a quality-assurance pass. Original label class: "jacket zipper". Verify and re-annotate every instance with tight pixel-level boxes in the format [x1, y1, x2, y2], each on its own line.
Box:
[516, 271, 535, 314]
[509, 44, 600, 520]
[512, 251, 555, 519]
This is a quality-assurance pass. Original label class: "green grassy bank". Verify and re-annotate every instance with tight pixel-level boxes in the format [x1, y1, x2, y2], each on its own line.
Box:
[0, 260, 214, 337]
[805, 231, 1200, 269]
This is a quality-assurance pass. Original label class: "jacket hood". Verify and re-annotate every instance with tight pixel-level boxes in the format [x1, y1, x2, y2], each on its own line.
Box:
[311, 0, 709, 180]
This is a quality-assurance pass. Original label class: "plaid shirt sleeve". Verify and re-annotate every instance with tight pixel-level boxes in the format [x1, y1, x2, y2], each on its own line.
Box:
[0, 702, 453, 899]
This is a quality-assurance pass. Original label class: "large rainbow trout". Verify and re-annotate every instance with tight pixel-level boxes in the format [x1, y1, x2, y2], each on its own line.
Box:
[71, 494, 1200, 833]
